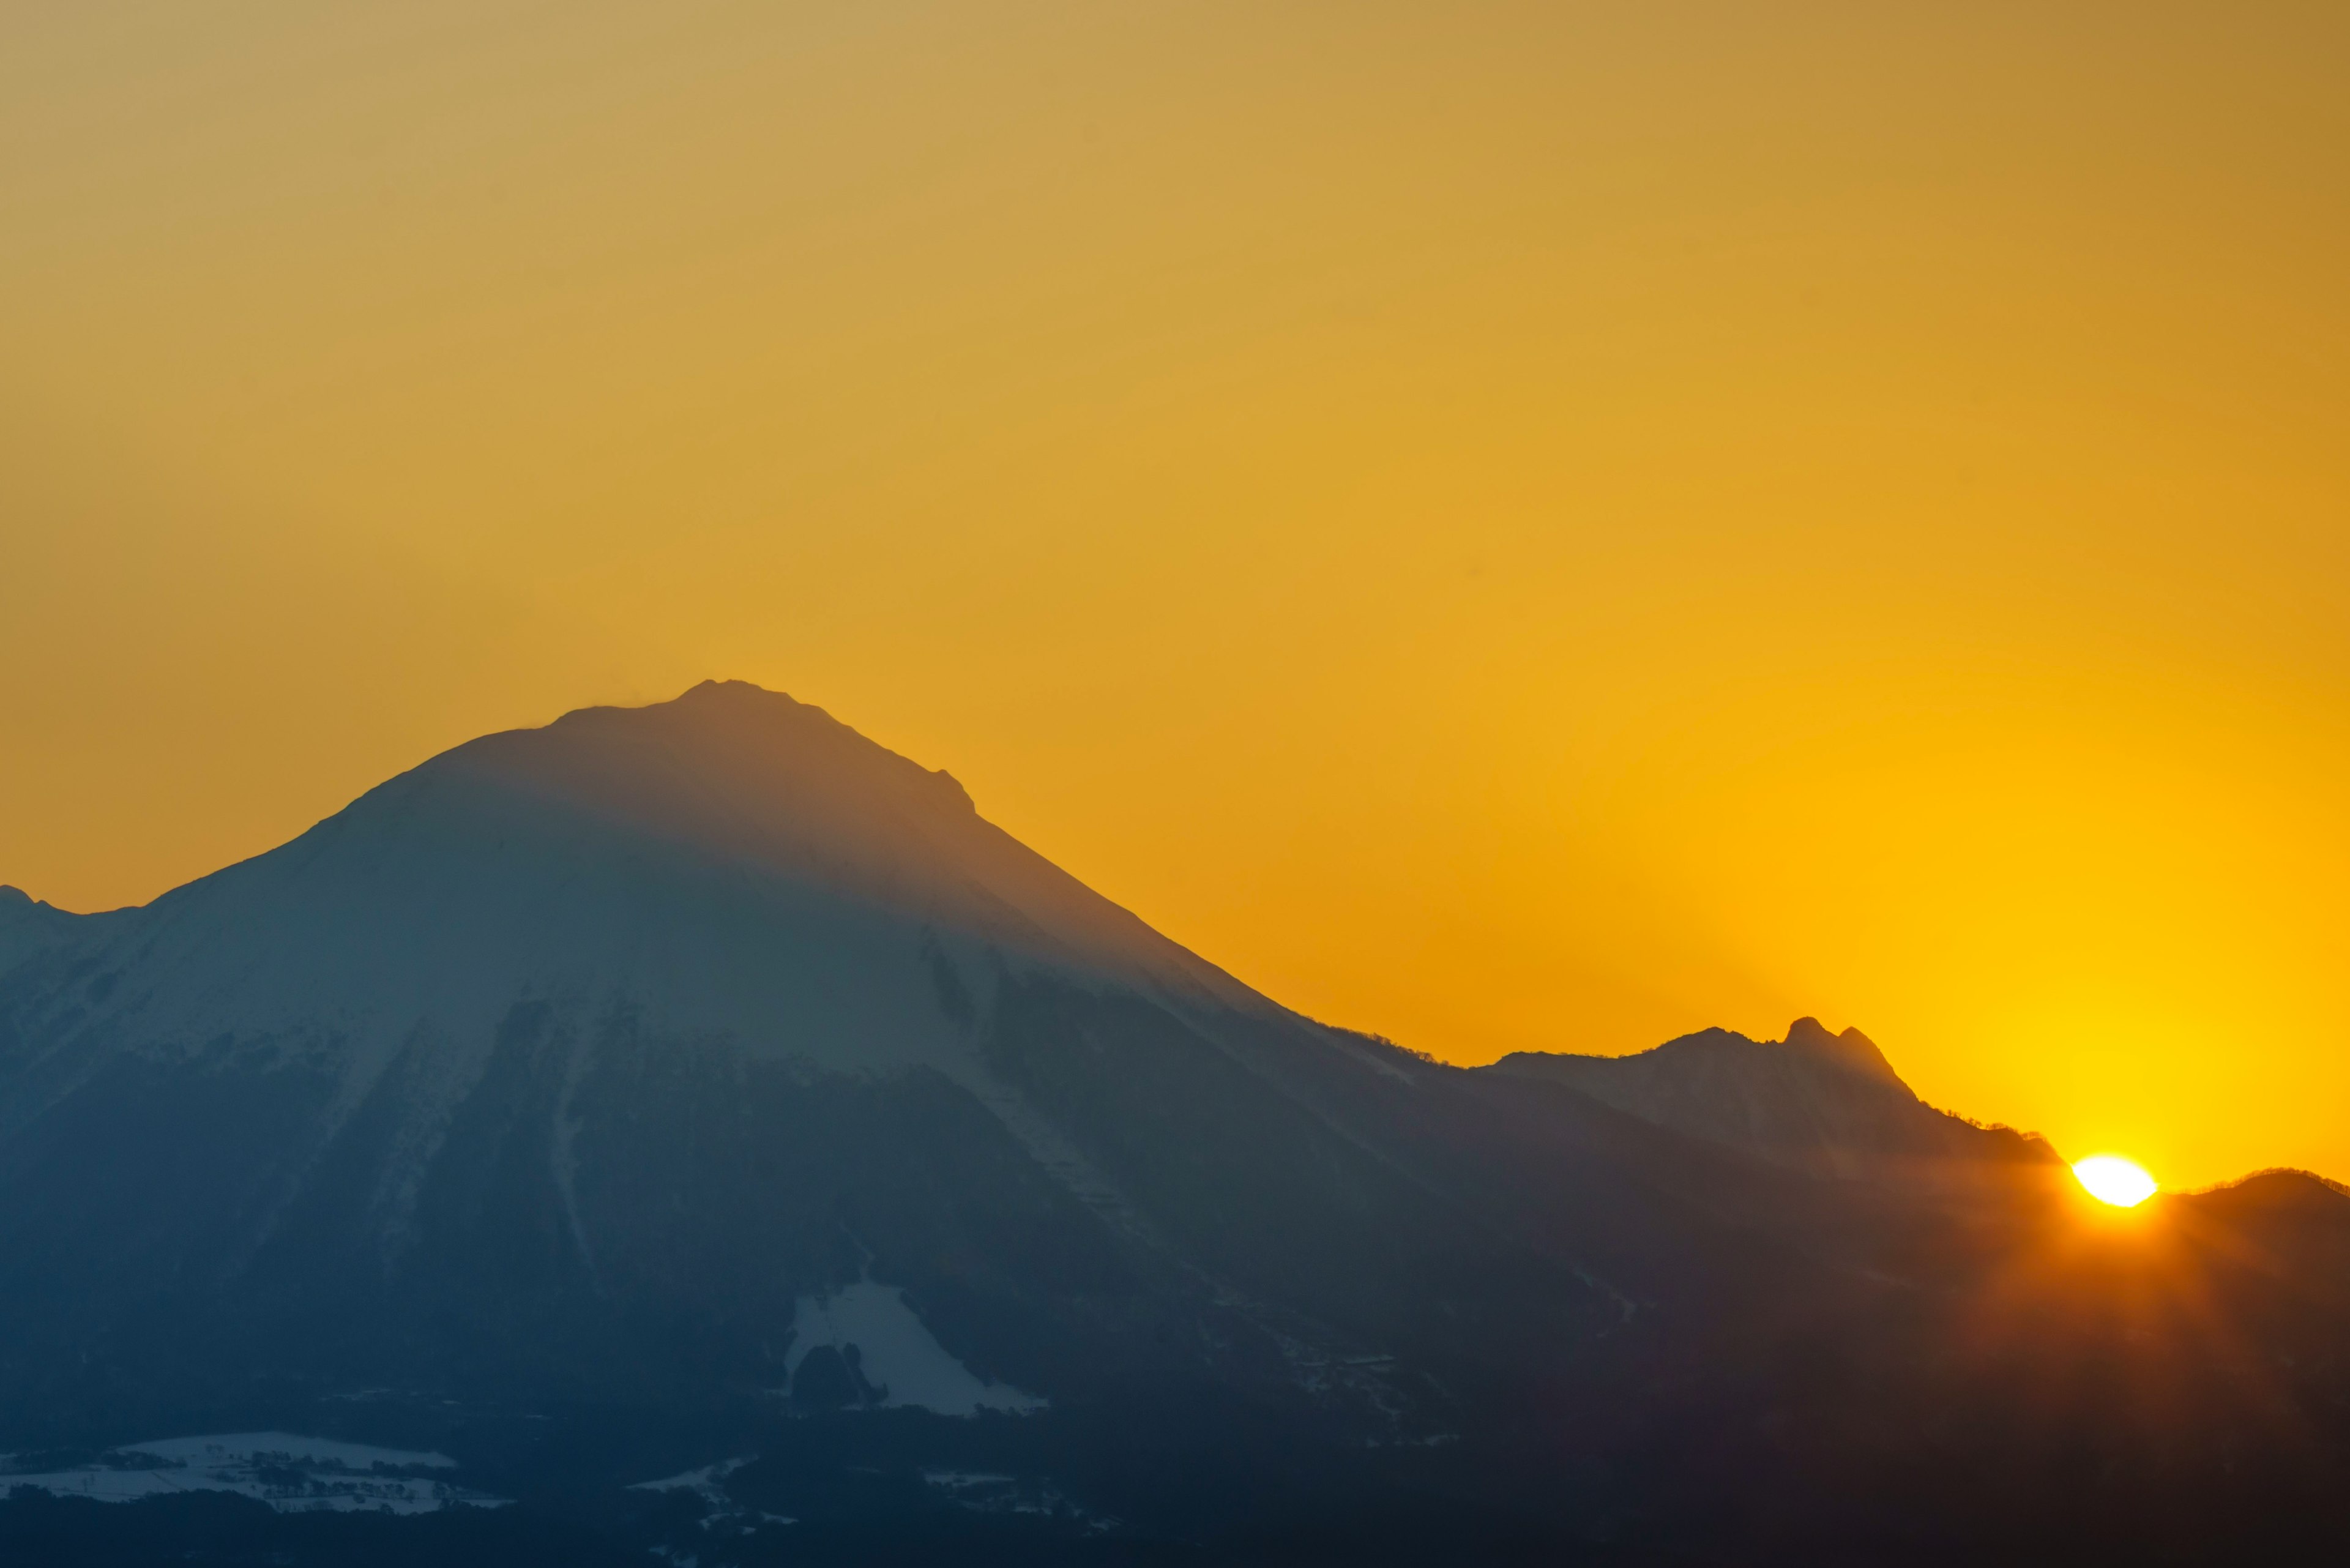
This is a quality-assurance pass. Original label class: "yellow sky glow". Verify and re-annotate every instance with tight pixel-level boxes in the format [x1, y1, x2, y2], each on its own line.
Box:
[5, 2, 2348, 1190]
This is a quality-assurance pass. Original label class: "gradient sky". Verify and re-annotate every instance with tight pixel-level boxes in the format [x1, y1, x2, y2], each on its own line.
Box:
[6, 2, 2348, 1190]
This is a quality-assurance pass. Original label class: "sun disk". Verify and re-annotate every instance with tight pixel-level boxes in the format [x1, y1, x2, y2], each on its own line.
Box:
[2073, 1155, 2158, 1208]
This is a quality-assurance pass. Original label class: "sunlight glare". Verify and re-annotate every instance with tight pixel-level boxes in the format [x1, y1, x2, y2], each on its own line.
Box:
[2073, 1155, 2158, 1208]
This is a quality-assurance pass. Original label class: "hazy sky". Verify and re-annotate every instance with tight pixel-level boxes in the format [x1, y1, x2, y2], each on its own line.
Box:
[6, 2, 2347, 1189]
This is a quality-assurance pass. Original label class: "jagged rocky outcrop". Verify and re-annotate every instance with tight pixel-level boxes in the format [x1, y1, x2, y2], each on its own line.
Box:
[1487, 1017, 2059, 1186]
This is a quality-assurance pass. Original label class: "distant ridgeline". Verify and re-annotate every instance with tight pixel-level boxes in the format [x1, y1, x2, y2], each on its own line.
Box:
[1487, 1016, 2058, 1187]
[0, 682, 2342, 1566]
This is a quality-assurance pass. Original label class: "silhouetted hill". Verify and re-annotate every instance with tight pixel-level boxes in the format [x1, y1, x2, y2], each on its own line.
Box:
[2169, 1168, 2350, 1293]
[1488, 1017, 2058, 1187]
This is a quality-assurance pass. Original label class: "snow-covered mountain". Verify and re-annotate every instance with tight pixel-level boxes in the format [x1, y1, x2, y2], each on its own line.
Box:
[1, 682, 2344, 1563]
[0, 682, 1672, 1419]
[18, 678, 1263, 1096]
[0, 682, 1277, 1298]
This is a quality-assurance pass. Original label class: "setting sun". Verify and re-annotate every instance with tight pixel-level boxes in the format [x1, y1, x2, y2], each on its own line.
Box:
[2073, 1155, 2159, 1208]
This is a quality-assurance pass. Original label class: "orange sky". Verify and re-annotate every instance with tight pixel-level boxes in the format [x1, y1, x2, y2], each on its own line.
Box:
[6, 2, 2348, 1190]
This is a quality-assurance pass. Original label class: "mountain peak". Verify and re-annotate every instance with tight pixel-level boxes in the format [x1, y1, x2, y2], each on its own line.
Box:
[1782, 1015, 1837, 1051]
[1781, 1017, 1903, 1085]
[70, 681, 1261, 1089]
[682, 676, 784, 701]
[530, 680, 975, 816]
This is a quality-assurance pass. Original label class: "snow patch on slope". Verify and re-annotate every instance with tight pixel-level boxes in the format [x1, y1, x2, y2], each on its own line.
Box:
[0, 1432, 503, 1514]
[630, 1455, 793, 1531]
[786, 1281, 1045, 1416]
[924, 1468, 1114, 1530]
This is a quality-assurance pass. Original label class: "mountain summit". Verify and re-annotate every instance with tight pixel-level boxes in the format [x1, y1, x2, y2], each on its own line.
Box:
[67, 679, 1260, 1087]
[1781, 1014, 1901, 1082]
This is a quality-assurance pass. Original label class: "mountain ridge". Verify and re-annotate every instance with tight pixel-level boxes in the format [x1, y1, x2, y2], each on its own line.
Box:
[1486, 1016, 2059, 1185]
